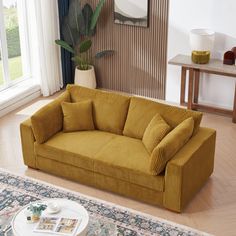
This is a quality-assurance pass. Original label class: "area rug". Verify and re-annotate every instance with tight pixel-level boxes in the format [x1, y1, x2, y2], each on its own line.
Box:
[0, 169, 211, 236]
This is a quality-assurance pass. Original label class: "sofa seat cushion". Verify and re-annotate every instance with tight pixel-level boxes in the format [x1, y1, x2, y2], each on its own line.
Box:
[94, 136, 164, 191]
[35, 131, 116, 171]
[35, 131, 164, 192]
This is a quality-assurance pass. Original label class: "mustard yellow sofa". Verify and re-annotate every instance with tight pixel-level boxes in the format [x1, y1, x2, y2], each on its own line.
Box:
[20, 85, 216, 212]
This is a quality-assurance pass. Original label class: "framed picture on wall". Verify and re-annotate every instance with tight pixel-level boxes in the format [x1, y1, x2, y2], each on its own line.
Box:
[114, 0, 149, 28]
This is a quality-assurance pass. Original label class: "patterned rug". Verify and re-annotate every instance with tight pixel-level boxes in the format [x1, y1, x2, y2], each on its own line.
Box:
[0, 169, 211, 236]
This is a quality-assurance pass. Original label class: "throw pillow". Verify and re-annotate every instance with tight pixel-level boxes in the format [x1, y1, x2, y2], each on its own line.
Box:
[150, 117, 194, 175]
[61, 100, 94, 132]
[142, 113, 171, 153]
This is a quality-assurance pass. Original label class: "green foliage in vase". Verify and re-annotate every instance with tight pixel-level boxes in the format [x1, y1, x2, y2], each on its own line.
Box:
[27, 204, 47, 216]
[55, 0, 114, 71]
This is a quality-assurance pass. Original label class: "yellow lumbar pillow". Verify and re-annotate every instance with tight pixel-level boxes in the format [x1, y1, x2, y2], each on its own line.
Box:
[150, 117, 194, 175]
[61, 100, 95, 132]
[142, 113, 171, 154]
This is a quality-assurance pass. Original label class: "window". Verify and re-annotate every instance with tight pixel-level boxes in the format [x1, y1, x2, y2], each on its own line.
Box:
[0, 0, 30, 91]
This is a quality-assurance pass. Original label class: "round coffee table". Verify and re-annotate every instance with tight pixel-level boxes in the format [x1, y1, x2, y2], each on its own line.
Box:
[11, 199, 89, 236]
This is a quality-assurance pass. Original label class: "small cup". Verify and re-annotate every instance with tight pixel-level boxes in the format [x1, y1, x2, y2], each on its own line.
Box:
[47, 202, 60, 213]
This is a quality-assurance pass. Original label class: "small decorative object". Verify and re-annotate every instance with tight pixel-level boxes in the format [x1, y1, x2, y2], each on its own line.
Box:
[190, 29, 215, 64]
[46, 201, 61, 214]
[55, 0, 114, 89]
[231, 47, 236, 59]
[27, 203, 47, 222]
[24, 209, 33, 223]
[223, 51, 235, 65]
[114, 0, 149, 27]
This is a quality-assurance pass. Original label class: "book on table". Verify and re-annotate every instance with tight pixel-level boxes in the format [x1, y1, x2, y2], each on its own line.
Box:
[34, 217, 81, 235]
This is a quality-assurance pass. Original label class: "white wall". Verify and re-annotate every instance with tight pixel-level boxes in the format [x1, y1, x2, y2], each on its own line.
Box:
[167, 0, 236, 109]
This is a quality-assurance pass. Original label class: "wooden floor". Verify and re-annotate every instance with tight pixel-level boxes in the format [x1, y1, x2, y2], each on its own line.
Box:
[0, 94, 236, 236]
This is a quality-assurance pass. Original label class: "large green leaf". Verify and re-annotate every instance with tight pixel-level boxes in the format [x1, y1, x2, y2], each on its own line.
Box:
[79, 39, 92, 53]
[82, 4, 94, 37]
[55, 40, 75, 54]
[95, 50, 114, 59]
[90, 0, 106, 31]
[68, 0, 85, 34]
[61, 16, 80, 46]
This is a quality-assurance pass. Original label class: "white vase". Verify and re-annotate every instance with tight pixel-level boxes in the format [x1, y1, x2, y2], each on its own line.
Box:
[74, 65, 97, 89]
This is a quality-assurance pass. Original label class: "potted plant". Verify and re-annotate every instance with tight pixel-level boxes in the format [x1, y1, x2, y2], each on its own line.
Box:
[55, 0, 113, 89]
[27, 203, 47, 222]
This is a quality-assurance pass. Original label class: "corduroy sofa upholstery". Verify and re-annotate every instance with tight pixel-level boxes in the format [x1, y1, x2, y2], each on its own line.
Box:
[20, 85, 216, 212]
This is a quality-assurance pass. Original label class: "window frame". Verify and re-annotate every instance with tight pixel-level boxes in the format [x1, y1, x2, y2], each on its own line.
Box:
[0, 0, 31, 92]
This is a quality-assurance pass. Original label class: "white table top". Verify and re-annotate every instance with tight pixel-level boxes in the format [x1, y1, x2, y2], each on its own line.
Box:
[169, 54, 236, 77]
[11, 199, 89, 236]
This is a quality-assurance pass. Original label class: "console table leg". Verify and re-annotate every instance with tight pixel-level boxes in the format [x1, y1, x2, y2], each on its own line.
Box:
[180, 67, 187, 105]
[188, 68, 194, 110]
[233, 83, 236, 123]
[194, 69, 200, 104]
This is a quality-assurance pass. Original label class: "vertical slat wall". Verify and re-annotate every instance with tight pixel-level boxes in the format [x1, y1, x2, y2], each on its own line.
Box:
[84, 0, 169, 99]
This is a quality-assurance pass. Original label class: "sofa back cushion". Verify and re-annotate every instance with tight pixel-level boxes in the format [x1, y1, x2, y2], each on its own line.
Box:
[67, 85, 130, 135]
[150, 117, 194, 175]
[31, 91, 71, 144]
[142, 113, 171, 154]
[123, 97, 202, 139]
[61, 100, 95, 132]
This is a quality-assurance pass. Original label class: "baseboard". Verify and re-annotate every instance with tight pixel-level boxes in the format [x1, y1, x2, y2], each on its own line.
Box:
[0, 84, 41, 118]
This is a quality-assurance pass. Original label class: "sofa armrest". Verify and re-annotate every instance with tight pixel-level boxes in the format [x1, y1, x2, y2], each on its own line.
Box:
[31, 91, 71, 144]
[20, 119, 37, 168]
[163, 127, 216, 212]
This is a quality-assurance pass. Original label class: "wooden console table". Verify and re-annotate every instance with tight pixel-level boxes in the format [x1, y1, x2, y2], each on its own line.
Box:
[169, 54, 236, 123]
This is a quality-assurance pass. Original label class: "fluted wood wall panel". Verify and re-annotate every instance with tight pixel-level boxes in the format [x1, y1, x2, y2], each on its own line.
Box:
[84, 0, 169, 99]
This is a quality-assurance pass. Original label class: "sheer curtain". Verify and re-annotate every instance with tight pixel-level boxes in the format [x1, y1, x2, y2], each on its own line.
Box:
[25, 0, 63, 96]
